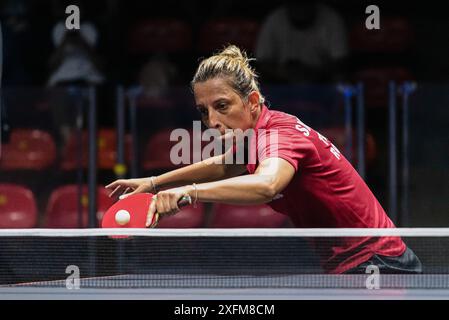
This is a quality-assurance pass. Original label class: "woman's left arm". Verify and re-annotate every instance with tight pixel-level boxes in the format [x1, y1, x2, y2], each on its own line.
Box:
[192, 157, 295, 205]
[147, 158, 295, 226]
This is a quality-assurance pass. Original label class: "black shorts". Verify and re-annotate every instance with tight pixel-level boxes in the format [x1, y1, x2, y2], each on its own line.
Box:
[345, 247, 422, 274]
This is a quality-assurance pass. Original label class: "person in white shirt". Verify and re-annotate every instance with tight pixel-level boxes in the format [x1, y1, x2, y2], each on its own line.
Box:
[47, 21, 104, 144]
[256, 0, 348, 83]
[47, 21, 104, 86]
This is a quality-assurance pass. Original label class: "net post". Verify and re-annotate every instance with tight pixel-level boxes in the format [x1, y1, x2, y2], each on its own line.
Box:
[128, 87, 140, 178]
[76, 87, 84, 228]
[356, 82, 365, 179]
[116, 85, 126, 178]
[388, 81, 398, 224]
[88, 86, 97, 228]
[337, 84, 354, 163]
[67, 85, 85, 228]
[400, 81, 417, 227]
[116, 86, 126, 273]
[87, 86, 97, 276]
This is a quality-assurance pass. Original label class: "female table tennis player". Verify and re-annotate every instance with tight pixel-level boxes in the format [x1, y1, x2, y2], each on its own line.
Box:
[106, 45, 421, 274]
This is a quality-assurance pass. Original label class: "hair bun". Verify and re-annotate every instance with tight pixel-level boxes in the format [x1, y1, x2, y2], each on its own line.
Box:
[192, 44, 264, 105]
[218, 45, 247, 61]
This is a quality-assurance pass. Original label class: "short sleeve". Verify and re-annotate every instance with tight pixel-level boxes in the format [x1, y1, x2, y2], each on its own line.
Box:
[253, 118, 315, 172]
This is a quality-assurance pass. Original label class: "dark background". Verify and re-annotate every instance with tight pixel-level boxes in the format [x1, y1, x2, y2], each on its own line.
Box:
[2, 0, 449, 85]
[0, 0, 447, 228]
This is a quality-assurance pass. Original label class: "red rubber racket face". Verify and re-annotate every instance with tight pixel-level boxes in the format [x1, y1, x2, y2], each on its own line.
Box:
[101, 193, 154, 229]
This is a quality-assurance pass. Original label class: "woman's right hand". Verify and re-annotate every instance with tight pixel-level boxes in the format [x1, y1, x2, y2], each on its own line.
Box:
[105, 177, 155, 199]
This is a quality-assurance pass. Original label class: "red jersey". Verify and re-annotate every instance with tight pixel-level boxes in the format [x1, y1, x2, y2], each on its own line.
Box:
[245, 105, 406, 274]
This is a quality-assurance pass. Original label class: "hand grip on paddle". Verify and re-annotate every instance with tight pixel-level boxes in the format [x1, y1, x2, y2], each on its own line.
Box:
[146, 194, 192, 228]
[101, 193, 192, 229]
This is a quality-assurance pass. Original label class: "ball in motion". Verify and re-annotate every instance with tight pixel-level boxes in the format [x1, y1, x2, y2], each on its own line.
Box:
[115, 209, 131, 226]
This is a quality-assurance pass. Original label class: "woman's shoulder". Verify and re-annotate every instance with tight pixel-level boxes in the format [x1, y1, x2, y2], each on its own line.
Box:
[265, 107, 300, 127]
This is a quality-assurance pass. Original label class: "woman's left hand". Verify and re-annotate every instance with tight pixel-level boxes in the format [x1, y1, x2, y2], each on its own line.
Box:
[146, 186, 193, 227]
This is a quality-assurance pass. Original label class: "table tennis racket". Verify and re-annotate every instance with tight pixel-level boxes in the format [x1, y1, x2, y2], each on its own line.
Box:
[101, 193, 192, 229]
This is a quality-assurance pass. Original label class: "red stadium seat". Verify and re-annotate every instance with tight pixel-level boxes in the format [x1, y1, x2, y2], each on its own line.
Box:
[319, 126, 377, 167]
[44, 185, 114, 228]
[143, 128, 204, 171]
[0, 129, 56, 170]
[210, 204, 287, 228]
[198, 18, 260, 53]
[157, 203, 205, 228]
[61, 128, 133, 170]
[350, 17, 414, 53]
[0, 184, 37, 228]
[128, 19, 192, 54]
[353, 67, 414, 107]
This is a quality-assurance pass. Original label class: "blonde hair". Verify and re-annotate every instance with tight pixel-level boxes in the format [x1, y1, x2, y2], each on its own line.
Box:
[191, 45, 265, 105]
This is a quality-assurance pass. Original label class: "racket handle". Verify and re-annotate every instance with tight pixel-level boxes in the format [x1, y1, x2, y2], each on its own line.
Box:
[148, 194, 192, 228]
[178, 194, 193, 207]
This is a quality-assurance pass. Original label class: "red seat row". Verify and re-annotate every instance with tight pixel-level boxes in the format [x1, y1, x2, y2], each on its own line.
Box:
[0, 127, 202, 171]
[0, 184, 288, 228]
[128, 18, 260, 54]
[0, 126, 378, 171]
[127, 16, 413, 54]
[61, 129, 134, 170]
[0, 128, 133, 171]
[0, 129, 57, 170]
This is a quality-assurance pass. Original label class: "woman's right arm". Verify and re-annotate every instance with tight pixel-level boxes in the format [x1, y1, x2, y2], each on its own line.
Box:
[106, 150, 247, 198]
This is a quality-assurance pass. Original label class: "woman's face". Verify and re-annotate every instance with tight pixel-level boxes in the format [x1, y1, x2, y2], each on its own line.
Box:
[193, 77, 260, 135]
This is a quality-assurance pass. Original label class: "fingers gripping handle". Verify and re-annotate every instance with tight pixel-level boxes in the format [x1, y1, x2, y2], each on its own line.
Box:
[178, 194, 193, 207]
[148, 194, 193, 228]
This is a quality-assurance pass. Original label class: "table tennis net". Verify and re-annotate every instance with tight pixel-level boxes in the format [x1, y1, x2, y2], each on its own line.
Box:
[1, 229, 449, 290]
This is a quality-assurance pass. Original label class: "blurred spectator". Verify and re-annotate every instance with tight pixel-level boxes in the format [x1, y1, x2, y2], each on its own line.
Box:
[47, 21, 104, 86]
[47, 19, 105, 144]
[135, 55, 184, 131]
[135, 54, 181, 111]
[255, 0, 348, 83]
[138, 55, 178, 99]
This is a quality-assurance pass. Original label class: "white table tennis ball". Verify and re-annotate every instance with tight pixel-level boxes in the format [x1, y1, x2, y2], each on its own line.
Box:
[115, 209, 131, 225]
